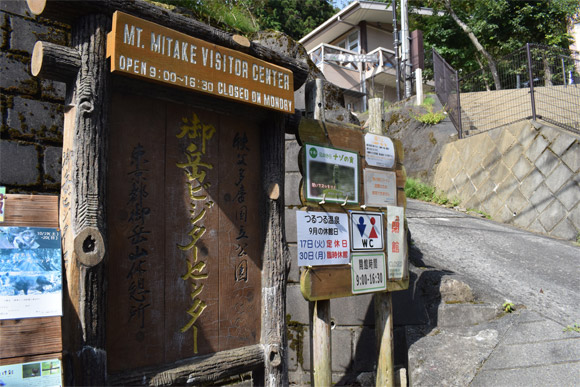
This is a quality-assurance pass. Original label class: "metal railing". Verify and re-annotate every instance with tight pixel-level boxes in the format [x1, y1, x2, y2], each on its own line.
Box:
[458, 44, 580, 136]
[433, 49, 462, 137]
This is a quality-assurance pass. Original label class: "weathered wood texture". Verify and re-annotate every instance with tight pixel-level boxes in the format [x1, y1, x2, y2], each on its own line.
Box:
[105, 93, 262, 373]
[0, 194, 58, 228]
[26, 0, 308, 90]
[108, 344, 263, 386]
[260, 114, 289, 386]
[310, 300, 331, 387]
[31, 41, 81, 83]
[375, 292, 395, 387]
[0, 194, 62, 365]
[300, 266, 409, 301]
[0, 318, 62, 360]
[59, 13, 110, 386]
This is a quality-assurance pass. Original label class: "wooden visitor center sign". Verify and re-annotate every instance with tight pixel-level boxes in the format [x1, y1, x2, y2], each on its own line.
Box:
[107, 11, 294, 113]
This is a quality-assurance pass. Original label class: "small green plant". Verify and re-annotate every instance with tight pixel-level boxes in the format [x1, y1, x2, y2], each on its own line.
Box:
[575, 232, 580, 246]
[467, 208, 492, 219]
[411, 97, 446, 125]
[563, 323, 580, 333]
[405, 178, 459, 207]
[503, 301, 515, 313]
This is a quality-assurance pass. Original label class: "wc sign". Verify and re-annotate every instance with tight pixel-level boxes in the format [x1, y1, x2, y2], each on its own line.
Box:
[349, 211, 384, 251]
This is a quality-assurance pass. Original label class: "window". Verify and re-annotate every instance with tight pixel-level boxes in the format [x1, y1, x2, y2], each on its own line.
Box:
[336, 30, 360, 53]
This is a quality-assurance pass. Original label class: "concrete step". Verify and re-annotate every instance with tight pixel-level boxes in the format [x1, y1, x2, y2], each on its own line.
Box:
[437, 302, 501, 327]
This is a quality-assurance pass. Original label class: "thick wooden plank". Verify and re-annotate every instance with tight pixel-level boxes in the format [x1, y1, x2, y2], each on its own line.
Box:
[0, 195, 62, 363]
[300, 266, 409, 301]
[105, 92, 168, 371]
[2, 194, 58, 227]
[218, 115, 262, 351]
[108, 344, 263, 386]
[106, 11, 294, 114]
[0, 318, 62, 359]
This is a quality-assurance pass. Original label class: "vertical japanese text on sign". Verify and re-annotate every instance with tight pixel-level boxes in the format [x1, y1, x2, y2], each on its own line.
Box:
[175, 113, 215, 353]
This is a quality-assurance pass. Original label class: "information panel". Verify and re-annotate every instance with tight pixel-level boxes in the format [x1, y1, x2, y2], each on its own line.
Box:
[107, 11, 294, 113]
[296, 210, 350, 266]
[0, 227, 62, 320]
[351, 252, 387, 294]
[304, 144, 359, 205]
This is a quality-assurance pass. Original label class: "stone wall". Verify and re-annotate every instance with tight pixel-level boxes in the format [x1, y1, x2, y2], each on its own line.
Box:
[0, 1, 67, 193]
[433, 121, 580, 241]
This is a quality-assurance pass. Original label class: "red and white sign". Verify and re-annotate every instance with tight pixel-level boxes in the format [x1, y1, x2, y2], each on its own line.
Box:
[386, 206, 406, 279]
[349, 211, 384, 251]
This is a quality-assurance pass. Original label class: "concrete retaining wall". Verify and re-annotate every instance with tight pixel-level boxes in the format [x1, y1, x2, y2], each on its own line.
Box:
[433, 121, 580, 241]
[0, 1, 67, 193]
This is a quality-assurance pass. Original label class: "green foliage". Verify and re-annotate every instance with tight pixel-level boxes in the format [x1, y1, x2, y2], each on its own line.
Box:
[412, 96, 446, 125]
[154, 0, 336, 39]
[405, 178, 459, 206]
[414, 110, 446, 125]
[503, 301, 515, 313]
[563, 323, 580, 333]
[410, 0, 580, 76]
[255, 0, 336, 40]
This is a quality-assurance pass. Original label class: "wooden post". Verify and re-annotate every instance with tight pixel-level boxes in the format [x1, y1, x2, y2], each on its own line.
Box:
[310, 300, 331, 386]
[305, 78, 332, 386]
[368, 97, 396, 387]
[261, 116, 289, 386]
[59, 13, 110, 385]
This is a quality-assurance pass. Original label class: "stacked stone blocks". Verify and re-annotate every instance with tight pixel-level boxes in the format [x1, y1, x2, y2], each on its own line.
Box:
[434, 121, 580, 240]
[0, 1, 67, 192]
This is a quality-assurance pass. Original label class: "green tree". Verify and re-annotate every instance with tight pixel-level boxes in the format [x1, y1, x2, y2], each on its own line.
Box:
[411, 0, 580, 87]
[255, 0, 337, 40]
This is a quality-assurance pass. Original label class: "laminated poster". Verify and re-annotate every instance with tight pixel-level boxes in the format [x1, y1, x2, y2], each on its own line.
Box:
[0, 359, 62, 387]
[0, 227, 62, 320]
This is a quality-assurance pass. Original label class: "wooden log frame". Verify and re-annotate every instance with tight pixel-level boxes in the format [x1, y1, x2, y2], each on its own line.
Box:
[26, 0, 309, 91]
[28, 1, 295, 385]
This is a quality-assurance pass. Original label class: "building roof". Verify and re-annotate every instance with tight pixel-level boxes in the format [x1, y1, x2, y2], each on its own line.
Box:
[300, 1, 394, 51]
[299, 0, 442, 52]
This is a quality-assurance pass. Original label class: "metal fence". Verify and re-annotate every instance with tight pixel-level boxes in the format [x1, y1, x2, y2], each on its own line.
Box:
[433, 49, 462, 137]
[434, 44, 580, 137]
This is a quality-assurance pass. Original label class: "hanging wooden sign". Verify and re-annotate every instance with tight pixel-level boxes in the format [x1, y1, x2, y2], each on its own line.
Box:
[106, 11, 294, 113]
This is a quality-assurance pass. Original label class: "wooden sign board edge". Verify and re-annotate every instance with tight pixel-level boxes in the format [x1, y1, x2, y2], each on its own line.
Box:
[106, 11, 295, 114]
[300, 265, 409, 301]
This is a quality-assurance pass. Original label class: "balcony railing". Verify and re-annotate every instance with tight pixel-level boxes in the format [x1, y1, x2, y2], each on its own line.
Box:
[308, 44, 397, 78]
[365, 47, 397, 78]
[309, 43, 361, 71]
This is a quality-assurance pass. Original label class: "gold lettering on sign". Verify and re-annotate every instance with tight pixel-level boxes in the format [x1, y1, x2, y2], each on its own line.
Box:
[175, 113, 216, 354]
[107, 11, 294, 113]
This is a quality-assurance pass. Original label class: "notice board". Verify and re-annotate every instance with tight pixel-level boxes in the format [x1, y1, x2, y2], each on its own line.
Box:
[105, 92, 262, 371]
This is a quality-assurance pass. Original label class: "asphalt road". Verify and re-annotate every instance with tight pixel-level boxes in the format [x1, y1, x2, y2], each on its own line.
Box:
[406, 199, 580, 325]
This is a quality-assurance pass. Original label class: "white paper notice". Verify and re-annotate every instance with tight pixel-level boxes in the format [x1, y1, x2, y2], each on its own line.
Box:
[296, 210, 350, 266]
[364, 133, 395, 168]
[364, 168, 397, 207]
